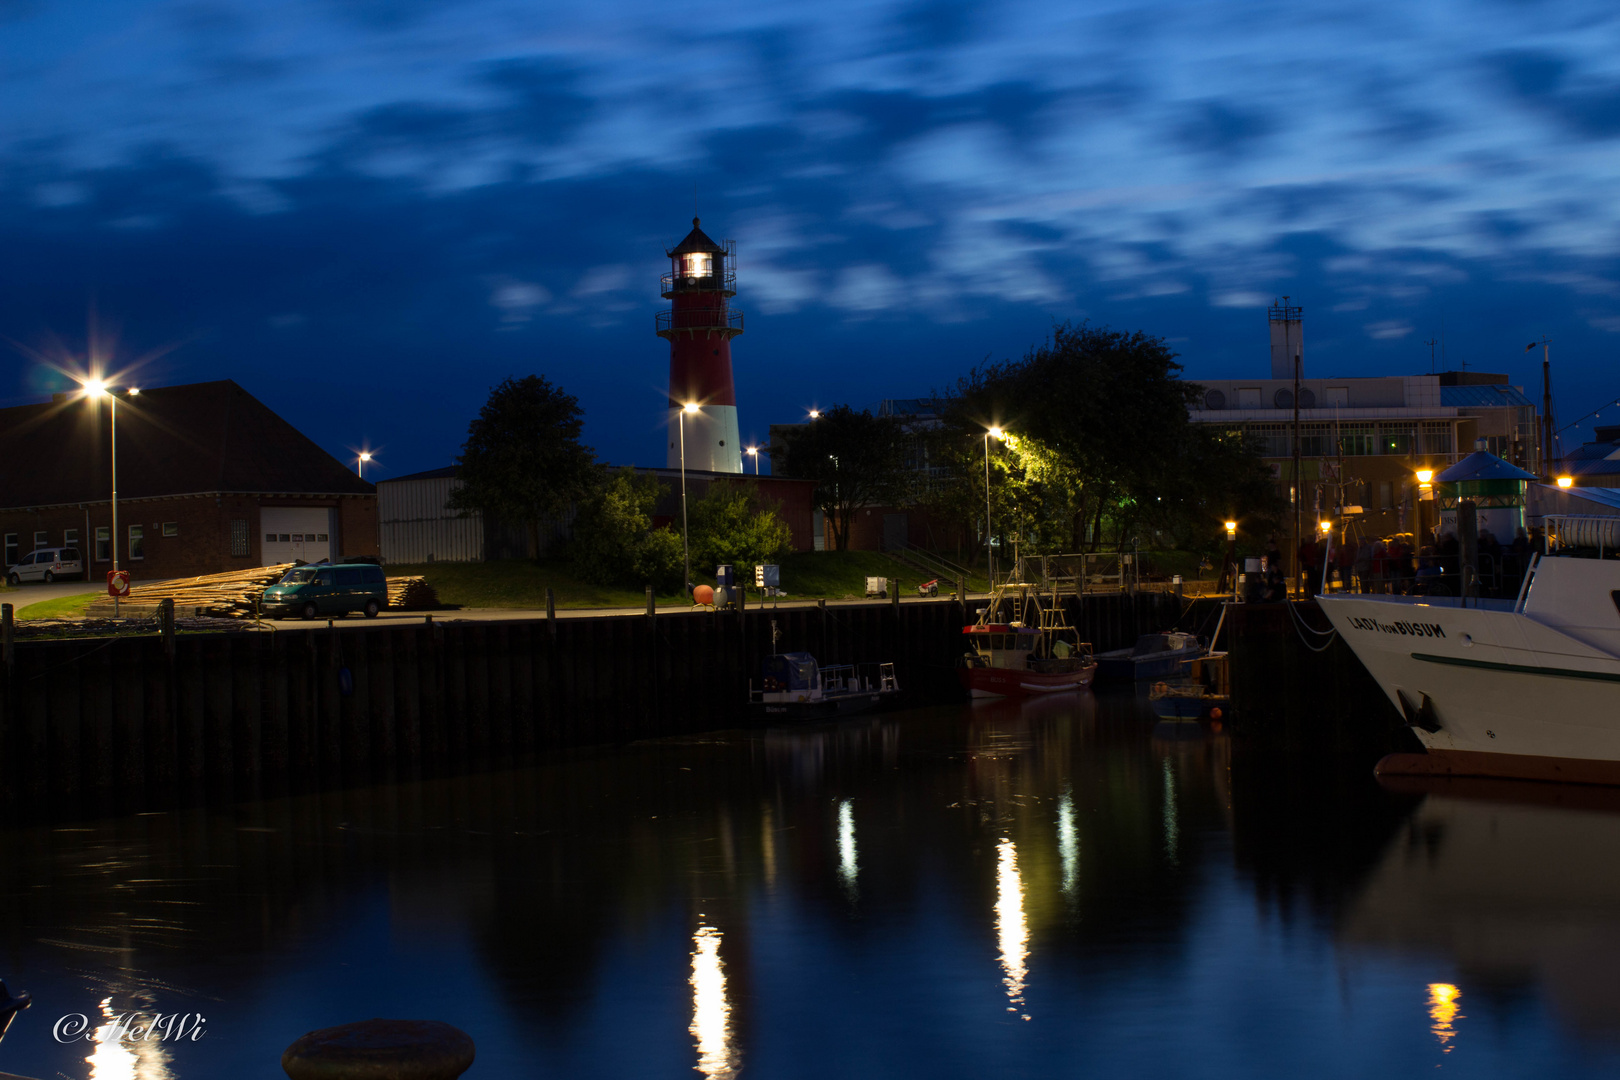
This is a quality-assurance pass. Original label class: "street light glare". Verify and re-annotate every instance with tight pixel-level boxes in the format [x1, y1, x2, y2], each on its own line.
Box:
[128, 387, 139, 396]
[808, 409, 820, 419]
[745, 446, 757, 455]
[1319, 520, 1333, 533]
[1557, 475, 1574, 488]
[1415, 469, 1434, 484]
[360, 451, 372, 462]
[988, 426, 1004, 439]
[1224, 520, 1237, 532]
[684, 402, 701, 414]
[82, 378, 108, 398]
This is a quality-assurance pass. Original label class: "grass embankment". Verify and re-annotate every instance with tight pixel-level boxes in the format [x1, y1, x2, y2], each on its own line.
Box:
[14, 592, 99, 620]
[384, 550, 964, 610]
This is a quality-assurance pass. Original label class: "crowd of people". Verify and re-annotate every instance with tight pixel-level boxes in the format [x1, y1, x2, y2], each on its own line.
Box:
[1246, 525, 1544, 602]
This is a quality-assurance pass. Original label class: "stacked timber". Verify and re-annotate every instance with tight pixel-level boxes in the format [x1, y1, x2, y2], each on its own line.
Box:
[84, 564, 295, 619]
[387, 576, 438, 610]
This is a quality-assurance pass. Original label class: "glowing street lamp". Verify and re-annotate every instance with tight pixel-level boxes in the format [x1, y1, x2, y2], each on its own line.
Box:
[808, 409, 821, 420]
[1557, 475, 1574, 489]
[1415, 468, 1434, 485]
[358, 451, 373, 479]
[78, 378, 123, 580]
[1220, 520, 1239, 595]
[985, 426, 1005, 587]
[680, 402, 700, 597]
[745, 446, 760, 475]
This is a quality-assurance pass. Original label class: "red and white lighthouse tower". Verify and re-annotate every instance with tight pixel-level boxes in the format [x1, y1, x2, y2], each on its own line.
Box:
[659, 217, 743, 473]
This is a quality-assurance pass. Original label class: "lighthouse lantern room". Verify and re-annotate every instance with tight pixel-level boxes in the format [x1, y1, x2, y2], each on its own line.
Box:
[659, 217, 744, 473]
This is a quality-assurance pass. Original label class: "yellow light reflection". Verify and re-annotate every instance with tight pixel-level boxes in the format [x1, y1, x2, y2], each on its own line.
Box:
[86, 998, 174, 1080]
[995, 838, 1030, 1020]
[690, 924, 739, 1080]
[1428, 982, 1462, 1052]
[1057, 787, 1079, 899]
[838, 799, 858, 894]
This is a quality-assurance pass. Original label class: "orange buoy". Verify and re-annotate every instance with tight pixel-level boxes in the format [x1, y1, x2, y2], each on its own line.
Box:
[1209, 706, 1222, 721]
[693, 584, 715, 606]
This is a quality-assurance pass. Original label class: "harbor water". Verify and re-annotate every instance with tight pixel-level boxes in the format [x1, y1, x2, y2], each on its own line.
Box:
[2, 691, 1618, 1078]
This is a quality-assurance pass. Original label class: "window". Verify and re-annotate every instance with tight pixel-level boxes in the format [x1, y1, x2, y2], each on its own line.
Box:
[316, 533, 329, 542]
[33, 531, 47, 550]
[363, 566, 385, 584]
[1379, 481, 1393, 509]
[1338, 423, 1376, 456]
[231, 519, 249, 557]
[128, 524, 145, 560]
[95, 527, 111, 562]
[1379, 422, 1416, 456]
[1420, 421, 1454, 457]
[1246, 423, 1290, 458]
[1299, 423, 1333, 457]
[162, 522, 178, 537]
[61, 548, 80, 563]
[3, 534, 15, 566]
[63, 528, 79, 548]
[336, 567, 362, 587]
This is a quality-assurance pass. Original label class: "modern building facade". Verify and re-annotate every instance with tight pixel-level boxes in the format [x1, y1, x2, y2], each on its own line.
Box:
[0, 380, 376, 580]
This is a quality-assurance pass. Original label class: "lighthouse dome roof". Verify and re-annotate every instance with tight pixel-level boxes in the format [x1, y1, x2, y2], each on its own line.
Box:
[668, 217, 726, 257]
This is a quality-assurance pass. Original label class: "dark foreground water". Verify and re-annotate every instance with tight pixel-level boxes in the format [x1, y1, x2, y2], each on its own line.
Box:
[2, 691, 1619, 1079]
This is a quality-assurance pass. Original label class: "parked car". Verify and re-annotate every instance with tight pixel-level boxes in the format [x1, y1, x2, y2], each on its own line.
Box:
[6, 547, 85, 585]
[259, 562, 388, 619]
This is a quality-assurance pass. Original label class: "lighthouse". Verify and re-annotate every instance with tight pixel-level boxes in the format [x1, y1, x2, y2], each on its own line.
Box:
[659, 217, 743, 473]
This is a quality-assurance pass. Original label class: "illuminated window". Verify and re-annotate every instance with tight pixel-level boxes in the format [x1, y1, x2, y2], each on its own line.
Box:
[683, 252, 712, 278]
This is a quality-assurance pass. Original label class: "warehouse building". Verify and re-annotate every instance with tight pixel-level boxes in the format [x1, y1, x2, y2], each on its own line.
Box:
[0, 380, 376, 581]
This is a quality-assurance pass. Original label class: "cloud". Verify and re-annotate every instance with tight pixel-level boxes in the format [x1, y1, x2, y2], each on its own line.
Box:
[488, 279, 551, 323]
[1490, 49, 1620, 139]
[1364, 319, 1413, 340]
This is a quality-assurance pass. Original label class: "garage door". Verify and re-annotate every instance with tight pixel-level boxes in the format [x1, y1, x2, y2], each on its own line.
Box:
[261, 507, 334, 566]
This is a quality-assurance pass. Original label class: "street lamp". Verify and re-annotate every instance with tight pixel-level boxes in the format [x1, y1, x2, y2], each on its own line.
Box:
[358, 451, 373, 479]
[985, 426, 1005, 587]
[1556, 475, 1574, 489]
[680, 402, 700, 597]
[808, 409, 821, 420]
[745, 446, 760, 475]
[79, 378, 132, 601]
[1220, 520, 1238, 595]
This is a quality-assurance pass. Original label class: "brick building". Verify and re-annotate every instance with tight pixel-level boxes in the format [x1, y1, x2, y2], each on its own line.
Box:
[0, 380, 376, 581]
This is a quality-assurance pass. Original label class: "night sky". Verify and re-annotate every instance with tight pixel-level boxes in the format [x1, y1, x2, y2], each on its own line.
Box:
[3, 0, 1619, 478]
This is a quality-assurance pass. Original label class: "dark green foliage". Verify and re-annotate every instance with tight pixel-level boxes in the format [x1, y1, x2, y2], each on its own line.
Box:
[771, 405, 908, 550]
[570, 468, 684, 591]
[931, 321, 1282, 556]
[689, 480, 794, 574]
[448, 375, 597, 557]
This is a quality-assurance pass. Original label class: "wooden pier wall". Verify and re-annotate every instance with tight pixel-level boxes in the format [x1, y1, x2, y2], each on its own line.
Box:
[0, 591, 1187, 808]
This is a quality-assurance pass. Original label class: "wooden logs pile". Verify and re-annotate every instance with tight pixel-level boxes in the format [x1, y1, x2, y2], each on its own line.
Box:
[84, 564, 296, 619]
[387, 576, 438, 610]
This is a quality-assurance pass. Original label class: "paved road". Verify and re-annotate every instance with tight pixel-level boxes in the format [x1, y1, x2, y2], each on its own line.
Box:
[2, 580, 103, 612]
[253, 591, 981, 629]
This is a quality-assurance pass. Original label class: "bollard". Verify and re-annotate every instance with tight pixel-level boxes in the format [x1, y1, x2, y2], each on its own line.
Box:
[891, 580, 900, 611]
[160, 598, 176, 657]
[546, 587, 556, 635]
[281, 1018, 474, 1080]
[1, 603, 12, 674]
[646, 584, 655, 618]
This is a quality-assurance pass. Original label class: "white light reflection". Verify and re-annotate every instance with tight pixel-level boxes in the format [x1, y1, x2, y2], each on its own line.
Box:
[1162, 758, 1180, 866]
[86, 998, 174, 1080]
[837, 799, 858, 893]
[995, 838, 1031, 1021]
[1057, 786, 1079, 900]
[690, 924, 740, 1080]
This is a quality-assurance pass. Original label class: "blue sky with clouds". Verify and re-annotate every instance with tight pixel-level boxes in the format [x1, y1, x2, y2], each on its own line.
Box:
[3, 0, 1619, 475]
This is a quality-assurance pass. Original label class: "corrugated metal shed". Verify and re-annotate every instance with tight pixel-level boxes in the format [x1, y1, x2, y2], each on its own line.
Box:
[378, 471, 483, 564]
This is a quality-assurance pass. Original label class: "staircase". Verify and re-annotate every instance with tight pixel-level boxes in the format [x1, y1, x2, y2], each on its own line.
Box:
[885, 541, 973, 590]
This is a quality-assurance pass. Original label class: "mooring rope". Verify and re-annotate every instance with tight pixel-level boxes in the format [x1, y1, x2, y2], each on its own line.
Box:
[1287, 599, 1340, 653]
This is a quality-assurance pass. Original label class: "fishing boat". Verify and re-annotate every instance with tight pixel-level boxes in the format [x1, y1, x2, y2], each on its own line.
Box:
[958, 580, 1097, 699]
[1146, 610, 1232, 721]
[1095, 631, 1205, 682]
[748, 653, 900, 719]
[1317, 526, 1620, 785]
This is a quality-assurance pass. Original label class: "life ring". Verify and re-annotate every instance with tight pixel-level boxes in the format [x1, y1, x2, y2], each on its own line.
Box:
[1152, 681, 1169, 695]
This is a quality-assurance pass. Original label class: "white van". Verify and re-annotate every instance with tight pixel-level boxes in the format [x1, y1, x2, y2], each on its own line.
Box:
[6, 547, 85, 585]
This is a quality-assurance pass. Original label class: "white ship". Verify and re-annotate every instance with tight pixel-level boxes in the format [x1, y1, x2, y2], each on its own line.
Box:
[1317, 547, 1620, 784]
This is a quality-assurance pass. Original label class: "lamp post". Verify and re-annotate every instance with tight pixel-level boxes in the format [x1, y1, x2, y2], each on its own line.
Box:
[1319, 519, 1334, 593]
[1220, 520, 1238, 595]
[80, 379, 134, 606]
[358, 451, 372, 479]
[680, 402, 699, 597]
[745, 446, 760, 475]
[985, 426, 1004, 588]
[1415, 468, 1434, 548]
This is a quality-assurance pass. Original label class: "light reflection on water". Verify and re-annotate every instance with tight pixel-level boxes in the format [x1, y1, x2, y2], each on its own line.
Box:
[0, 694, 1618, 1078]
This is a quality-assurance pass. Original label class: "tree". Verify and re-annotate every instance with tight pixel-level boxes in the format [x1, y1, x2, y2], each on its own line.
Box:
[771, 405, 908, 551]
[570, 468, 684, 590]
[448, 376, 597, 557]
[689, 480, 793, 573]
